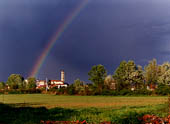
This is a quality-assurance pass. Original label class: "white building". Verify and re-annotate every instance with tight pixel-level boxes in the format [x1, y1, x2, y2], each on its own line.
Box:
[50, 80, 68, 88]
[36, 80, 47, 89]
[36, 70, 68, 89]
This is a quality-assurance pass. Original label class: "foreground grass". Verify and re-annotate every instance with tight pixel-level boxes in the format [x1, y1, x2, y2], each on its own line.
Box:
[0, 94, 168, 124]
[0, 94, 167, 108]
[0, 103, 168, 124]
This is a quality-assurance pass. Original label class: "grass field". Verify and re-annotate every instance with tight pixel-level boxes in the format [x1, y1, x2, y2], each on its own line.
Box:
[0, 94, 169, 124]
[0, 94, 167, 108]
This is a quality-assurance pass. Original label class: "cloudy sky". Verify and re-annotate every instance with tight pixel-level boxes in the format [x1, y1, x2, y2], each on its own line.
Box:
[1, 0, 170, 83]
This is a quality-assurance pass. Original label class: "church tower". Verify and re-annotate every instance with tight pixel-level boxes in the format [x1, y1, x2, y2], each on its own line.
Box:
[61, 70, 65, 82]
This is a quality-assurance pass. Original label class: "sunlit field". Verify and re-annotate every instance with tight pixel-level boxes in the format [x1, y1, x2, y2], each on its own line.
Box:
[0, 94, 167, 108]
[0, 94, 169, 123]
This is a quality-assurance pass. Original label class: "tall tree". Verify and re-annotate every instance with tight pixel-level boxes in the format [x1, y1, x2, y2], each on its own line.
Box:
[73, 79, 85, 95]
[144, 59, 161, 86]
[26, 77, 37, 89]
[134, 65, 145, 89]
[104, 75, 116, 90]
[113, 61, 127, 90]
[0, 82, 5, 90]
[6, 74, 24, 89]
[158, 62, 170, 85]
[88, 64, 107, 93]
[113, 60, 144, 90]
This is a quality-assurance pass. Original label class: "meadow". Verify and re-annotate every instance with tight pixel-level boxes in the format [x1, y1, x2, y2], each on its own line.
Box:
[0, 94, 167, 108]
[0, 94, 169, 124]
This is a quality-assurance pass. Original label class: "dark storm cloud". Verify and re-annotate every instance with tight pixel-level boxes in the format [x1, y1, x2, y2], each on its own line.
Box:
[1, 0, 170, 82]
[0, 0, 76, 80]
[49, 0, 170, 81]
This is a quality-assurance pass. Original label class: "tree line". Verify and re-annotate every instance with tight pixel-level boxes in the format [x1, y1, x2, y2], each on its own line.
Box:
[0, 76, 37, 94]
[1, 58, 170, 95]
[66, 59, 170, 95]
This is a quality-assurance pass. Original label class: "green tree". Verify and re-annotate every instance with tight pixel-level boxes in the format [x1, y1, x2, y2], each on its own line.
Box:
[73, 79, 84, 90]
[104, 75, 116, 90]
[26, 77, 37, 89]
[158, 62, 170, 85]
[144, 59, 161, 86]
[0, 82, 5, 89]
[132, 65, 145, 89]
[6, 74, 24, 89]
[73, 79, 86, 95]
[113, 61, 127, 90]
[88, 64, 107, 93]
[66, 84, 75, 95]
[113, 60, 144, 90]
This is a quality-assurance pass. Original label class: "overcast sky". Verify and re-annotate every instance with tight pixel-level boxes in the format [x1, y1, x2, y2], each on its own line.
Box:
[1, 0, 170, 83]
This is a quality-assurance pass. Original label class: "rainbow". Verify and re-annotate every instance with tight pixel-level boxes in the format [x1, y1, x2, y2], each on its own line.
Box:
[29, 0, 89, 78]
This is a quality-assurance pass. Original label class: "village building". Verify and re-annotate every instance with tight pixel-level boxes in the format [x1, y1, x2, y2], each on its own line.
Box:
[36, 70, 69, 89]
[49, 80, 68, 89]
[36, 80, 47, 89]
[146, 84, 158, 91]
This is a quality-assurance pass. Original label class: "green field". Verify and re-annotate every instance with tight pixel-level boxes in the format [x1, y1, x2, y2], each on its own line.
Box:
[0, 94, 169, 124]
[0, 94, 167, 108]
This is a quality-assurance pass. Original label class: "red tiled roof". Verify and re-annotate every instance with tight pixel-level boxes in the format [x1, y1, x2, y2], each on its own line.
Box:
[50, 80, 64, 82]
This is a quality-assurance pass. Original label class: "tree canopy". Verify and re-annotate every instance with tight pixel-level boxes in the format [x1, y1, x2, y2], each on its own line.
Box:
[6, 74, 24, 89]
[88, 64, 107, 93]
[144, 59, 161, 86]
[26, 77, 37, 89]
[0, 82, 5, 89]
[113, 60, 144, 90]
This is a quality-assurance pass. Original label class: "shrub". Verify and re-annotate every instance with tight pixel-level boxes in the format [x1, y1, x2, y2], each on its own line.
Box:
[0, 90, 4, 94]
[101, 89, 113, 95]
[101, 89, 119, 96]
[5, 89, 41, 94]
[66, 86, 76, 95]
[119, 89, 132, 96]
[111, 111, 143, 124]
[155, 84, 170, 95]
[110, 90, 119, 96]
[7, 89, 22, 94]
[133, 89, 152, 95]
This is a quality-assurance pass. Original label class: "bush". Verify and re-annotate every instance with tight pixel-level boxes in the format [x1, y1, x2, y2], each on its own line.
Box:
[0, 90, 4, 94]
[7, 89, 22, 94]
[66, 86, 76, 95]
[110, 90, 119, 96]
[6, 89, 41, 94]
[119, 89, 132, 96]
[101, 89, 119, 96]
[101, 89, 113, 95]
[133, 89, 152, 95]
[155, 84, 170, 95]
[111, 111, 143, 124]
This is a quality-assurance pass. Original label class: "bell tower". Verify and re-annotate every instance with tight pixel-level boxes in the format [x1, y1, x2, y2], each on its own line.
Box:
[61, 70, 65, 82]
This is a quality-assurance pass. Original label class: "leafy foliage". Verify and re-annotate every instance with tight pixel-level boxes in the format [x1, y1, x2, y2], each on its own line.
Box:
[26, 77, 37, 89]
[73, 79, 86, 95]
[144, 59, 161, 86]
[155, 84, 170, 95]
[113, 60, 144, 91]
[104, 75, 116, 90]
[6, 74, 24, 89]
[158, 62, 170, 85]
[88, 64, 107, 94]
[0, 82, 5, 89]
